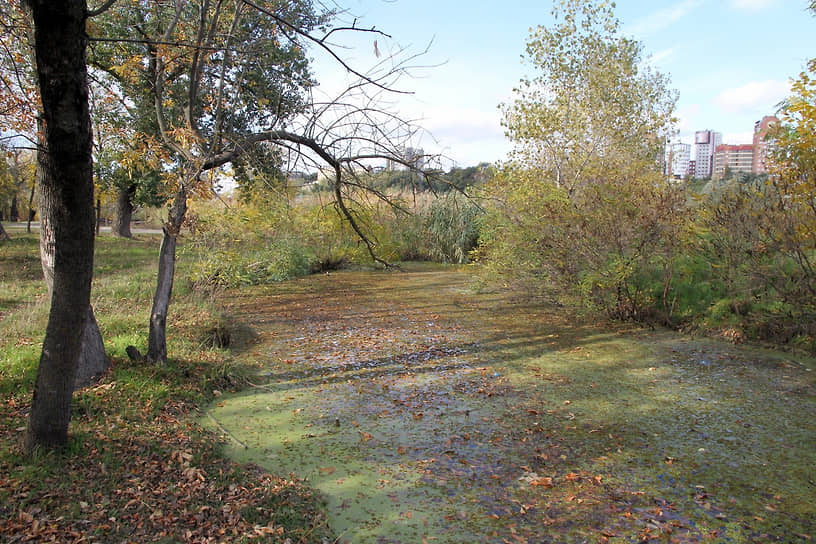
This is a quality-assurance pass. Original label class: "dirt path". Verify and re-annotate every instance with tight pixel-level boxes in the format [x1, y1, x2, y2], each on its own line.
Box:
[205, 265, 816, 543]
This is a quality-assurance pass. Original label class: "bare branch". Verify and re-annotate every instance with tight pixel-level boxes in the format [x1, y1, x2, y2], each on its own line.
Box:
[87, 0, 118, 18]
[240, 0, 412, 95]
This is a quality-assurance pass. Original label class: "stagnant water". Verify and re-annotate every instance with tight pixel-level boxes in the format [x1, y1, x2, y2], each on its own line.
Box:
[204, 266, 816, 543]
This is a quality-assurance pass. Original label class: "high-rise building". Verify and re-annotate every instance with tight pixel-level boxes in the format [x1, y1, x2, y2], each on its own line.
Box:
[386, 147, 425, 171]
[713, 144, 754, 179]
[694, 130, 722, 178]
[665, 142, 691, 179]
[752, 115, 778, 174]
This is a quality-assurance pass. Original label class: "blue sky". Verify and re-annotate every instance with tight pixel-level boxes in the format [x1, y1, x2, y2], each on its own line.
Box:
[311, 0, 815, 167]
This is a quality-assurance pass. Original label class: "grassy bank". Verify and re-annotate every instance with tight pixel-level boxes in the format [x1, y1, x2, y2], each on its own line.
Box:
[0, 233, 333, 543]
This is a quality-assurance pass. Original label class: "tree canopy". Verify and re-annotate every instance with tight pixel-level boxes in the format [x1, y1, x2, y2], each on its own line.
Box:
[480, 0, 681, 320]
[500, 0, 676, 194]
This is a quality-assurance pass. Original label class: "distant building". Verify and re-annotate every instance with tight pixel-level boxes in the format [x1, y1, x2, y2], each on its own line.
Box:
[386, 147, 425, 171]
[665, 142, 691, 179]
[688, 159, 696, 178]
[713, 144, 754, 179]
[694, 130, 722, 178]
[752, 115, 778, 174]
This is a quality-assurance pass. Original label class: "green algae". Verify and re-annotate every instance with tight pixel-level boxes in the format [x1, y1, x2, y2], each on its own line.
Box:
[204, 266, 816, 543]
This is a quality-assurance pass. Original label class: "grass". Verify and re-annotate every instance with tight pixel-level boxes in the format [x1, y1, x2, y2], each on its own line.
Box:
[0, 232, 333, 543]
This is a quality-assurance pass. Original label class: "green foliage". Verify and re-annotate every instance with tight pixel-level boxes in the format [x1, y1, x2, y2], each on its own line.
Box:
[184, 199, 313, 288]
[190, 241, 313, 288]
[184, 185, 484, 289]
[501, 0, 676, 190]
[478, 0, 682, 321]
[421, 193, 481, 263]
[361, 191, 482, 265]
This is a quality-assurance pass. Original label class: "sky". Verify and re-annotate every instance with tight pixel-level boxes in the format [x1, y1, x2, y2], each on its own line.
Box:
[309, 0, 815, 167]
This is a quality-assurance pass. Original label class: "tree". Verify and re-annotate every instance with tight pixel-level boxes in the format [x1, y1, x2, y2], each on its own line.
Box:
[0, 149, 13, 240]
[764, 57, 816, 301]
[89, 0, 433, 363]
[0, 148, 37, 239]
[1, 2, 111, 389]
[88, 55, 166, 237]
[23, 0, 96, 451]
[479, 0, 681, 321]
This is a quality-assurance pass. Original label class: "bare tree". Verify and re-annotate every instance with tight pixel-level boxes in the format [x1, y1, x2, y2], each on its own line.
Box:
[89, 0, 439, 364]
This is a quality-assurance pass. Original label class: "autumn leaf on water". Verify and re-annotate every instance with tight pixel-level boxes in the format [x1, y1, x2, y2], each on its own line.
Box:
[319, 466, 336, 475]
[530, 477, 554, 488]
[359, 431, 373, 442]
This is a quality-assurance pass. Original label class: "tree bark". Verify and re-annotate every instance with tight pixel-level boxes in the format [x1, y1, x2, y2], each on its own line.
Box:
[111, 184, 134, 237]
[27, 180, 36, 233]
[147, 185, 187, 364]
[39, 140, 110, 390]
[0, 221, 9, 242]
[10, 196, 19, 222]
[25, 0, 97, 452]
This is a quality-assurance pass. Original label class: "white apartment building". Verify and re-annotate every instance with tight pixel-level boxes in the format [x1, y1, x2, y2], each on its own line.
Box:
[665, 142, 691, 179]
[693, 130, 722, 178]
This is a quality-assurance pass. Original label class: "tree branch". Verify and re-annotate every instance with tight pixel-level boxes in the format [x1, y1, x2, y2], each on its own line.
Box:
[87, 0, 118, 18]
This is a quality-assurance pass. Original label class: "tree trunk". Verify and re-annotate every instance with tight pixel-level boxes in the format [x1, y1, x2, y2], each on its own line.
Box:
[25, 0, 97, 452]
[27, 180, 36, 233]
[39, 154, 110, 390]
[111, 184, 134, 237]
[0, 221, 9, 242]
[147, 185, 187, 364]
[10, 196, 19, 222]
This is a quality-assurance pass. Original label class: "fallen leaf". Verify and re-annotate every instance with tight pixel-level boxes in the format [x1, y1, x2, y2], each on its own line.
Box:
[530, 477, 553, 488]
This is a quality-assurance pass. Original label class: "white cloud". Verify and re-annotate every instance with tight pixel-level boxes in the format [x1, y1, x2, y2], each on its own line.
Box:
[729, 0, 778, 11]
[411, 106, 509, 165]
[713, 80, 791, 114]
[648, 48, 676, 67]
[674, 103, 702, 137]
[625, 0, 703, 36]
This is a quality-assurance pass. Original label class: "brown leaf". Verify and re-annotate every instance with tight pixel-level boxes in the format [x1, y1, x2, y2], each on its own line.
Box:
[530, 477, 553, 488]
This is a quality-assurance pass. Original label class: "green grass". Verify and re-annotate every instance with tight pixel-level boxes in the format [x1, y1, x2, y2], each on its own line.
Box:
[0, 232, 333, 543]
